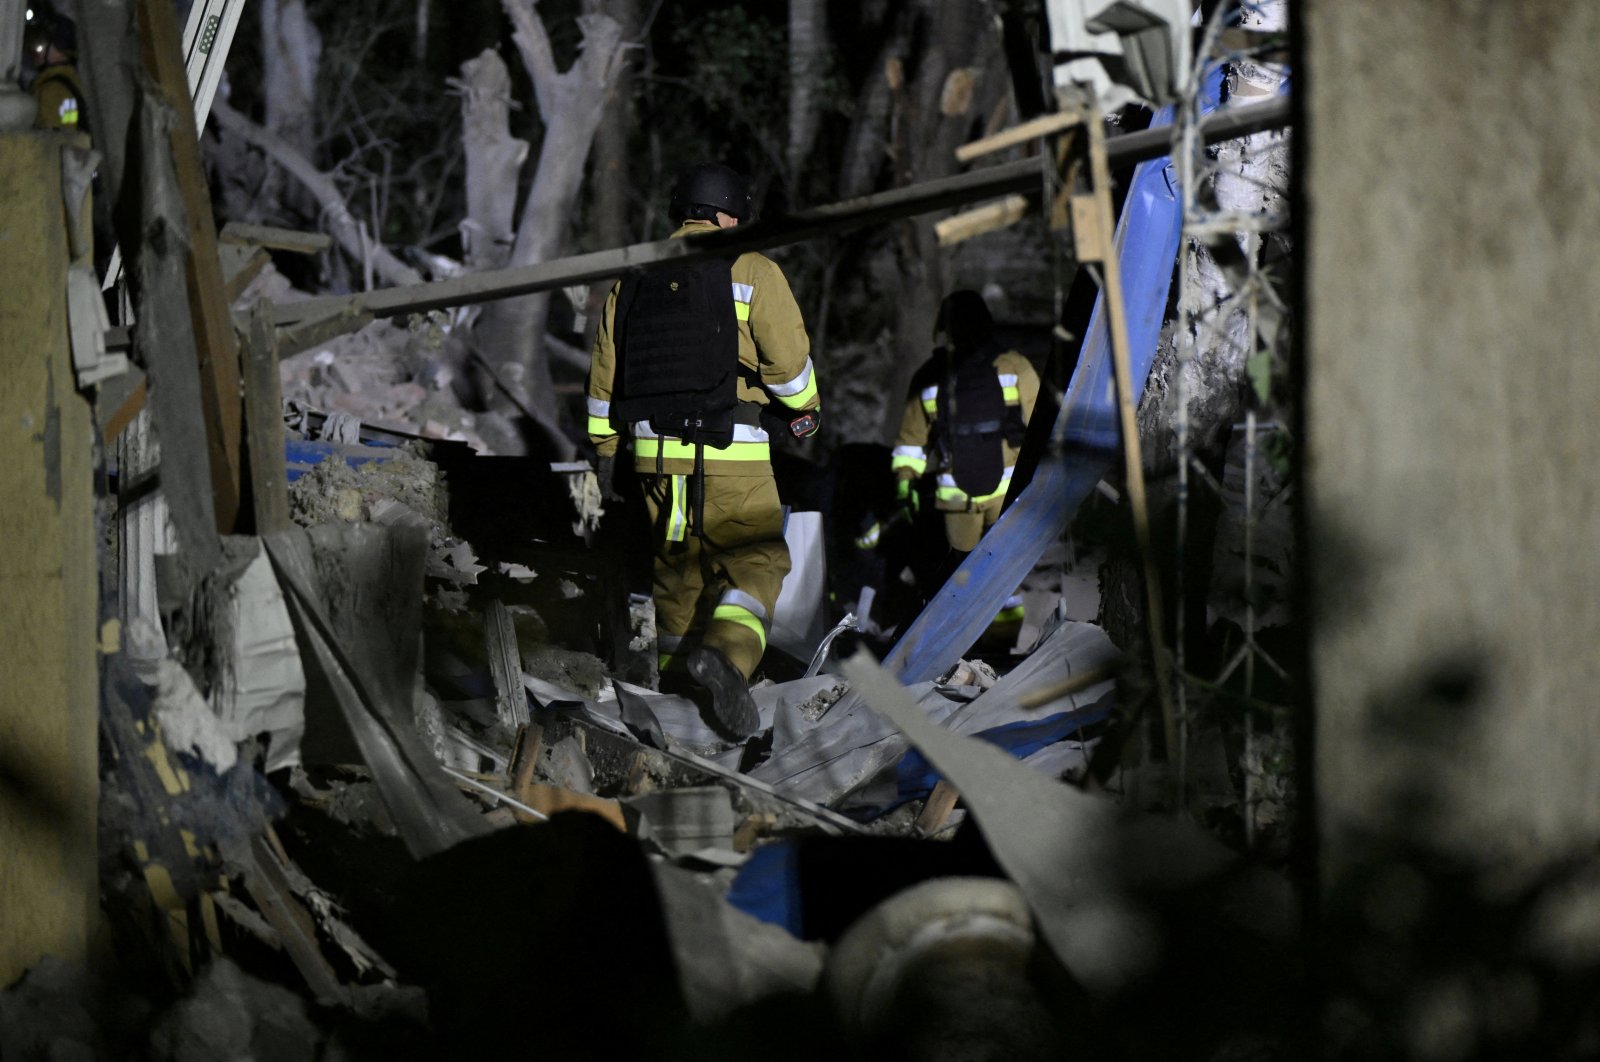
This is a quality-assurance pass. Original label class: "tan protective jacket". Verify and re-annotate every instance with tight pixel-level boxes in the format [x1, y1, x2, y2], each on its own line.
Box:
[587, 221, 818, 477]
[892, 349, 1040, 509]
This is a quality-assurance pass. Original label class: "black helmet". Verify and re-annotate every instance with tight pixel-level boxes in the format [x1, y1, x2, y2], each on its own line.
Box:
[25, 10, 76, 60]
[670, 162, 752, 223]
[935, 289, 994, 354]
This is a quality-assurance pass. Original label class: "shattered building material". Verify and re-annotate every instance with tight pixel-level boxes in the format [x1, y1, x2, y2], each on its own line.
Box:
[840, 650, 1295, 1000]
[264, 524, 490, 858]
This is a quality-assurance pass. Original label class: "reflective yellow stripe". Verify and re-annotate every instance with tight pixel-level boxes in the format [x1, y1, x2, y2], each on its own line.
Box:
[937, 482, 1011, 505]
[667, 475, 688, 542]
[711, 604, 766, 651]
[734, 301, 751, 322]
[659, 652, 686, 672]
[635, 437, 770, 462]
[921, 399, 937, 414]
[587, 415, 614, 436]
[1002, 386, 1020, 403]
[994, 604, 1025, 623]
[776, 375, 818, 409]
[890, 454, 927, 475]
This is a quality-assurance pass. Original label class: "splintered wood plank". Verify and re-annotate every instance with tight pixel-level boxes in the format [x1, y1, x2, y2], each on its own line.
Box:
[220, 222, 333, 255]
[956, 110, 1082, 162]
[935, 195, 1030, 246]
[138, 0, 242, 533]
[915, 780, 962, 834]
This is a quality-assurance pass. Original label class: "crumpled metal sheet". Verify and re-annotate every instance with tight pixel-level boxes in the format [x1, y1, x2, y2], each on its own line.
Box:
[265, 524, 489, 859]
[841, 649, 1296, 999]
[1044, 0, 1190, 107]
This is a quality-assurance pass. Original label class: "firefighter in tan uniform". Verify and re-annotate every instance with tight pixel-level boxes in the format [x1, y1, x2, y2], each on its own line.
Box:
[26, 14, 84, 132]
[588, 163, 820, 738]
[892, 290, 1038, 620]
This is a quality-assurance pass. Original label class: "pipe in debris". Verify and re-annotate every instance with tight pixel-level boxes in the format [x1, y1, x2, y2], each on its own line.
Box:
[442, 766, 551, 822]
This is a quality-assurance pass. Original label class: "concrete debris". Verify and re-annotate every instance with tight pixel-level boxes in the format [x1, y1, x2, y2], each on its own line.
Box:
[145, 652, 240, 774]
[278, 316, 500, 453]
[148, 958, 322, 1062]
[624, 786, 739, 860]
[209, 542, 305, 773]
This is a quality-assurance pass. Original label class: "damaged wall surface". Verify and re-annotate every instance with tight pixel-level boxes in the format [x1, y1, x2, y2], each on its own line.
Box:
[0, 132, 99, 984]
[1305, 0, 1600, 873]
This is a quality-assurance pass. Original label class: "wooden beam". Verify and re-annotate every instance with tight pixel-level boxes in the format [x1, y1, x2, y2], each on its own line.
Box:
[268, 97, 1291, 329]
[220, 221, 333, 255]
[138, 0, 243, 533]
[955, 110, 1082, 163]
[934, 195, 1031, 246]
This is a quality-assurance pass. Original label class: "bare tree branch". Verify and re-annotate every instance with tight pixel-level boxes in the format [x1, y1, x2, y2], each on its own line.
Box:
[212, 98, 425, 288]
[504, 0, 561, 110]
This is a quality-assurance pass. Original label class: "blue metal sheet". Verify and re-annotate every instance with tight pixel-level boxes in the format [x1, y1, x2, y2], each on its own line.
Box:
[886, 73, 1224, 683]
[284, 439, 400, 482]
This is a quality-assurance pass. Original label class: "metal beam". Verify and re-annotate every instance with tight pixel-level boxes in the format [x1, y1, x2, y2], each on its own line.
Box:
[270, 97, 1290, 328]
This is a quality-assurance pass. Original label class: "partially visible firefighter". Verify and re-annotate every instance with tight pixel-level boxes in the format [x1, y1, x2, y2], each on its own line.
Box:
[891, 289, 1039, 624]
[587, 162, 821, 739]
[25, 10, 83, 131]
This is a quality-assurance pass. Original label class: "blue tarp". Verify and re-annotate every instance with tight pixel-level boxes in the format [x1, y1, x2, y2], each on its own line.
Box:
[284, 438, 399, 482]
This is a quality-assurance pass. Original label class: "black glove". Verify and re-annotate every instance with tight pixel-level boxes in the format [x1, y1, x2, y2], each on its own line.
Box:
[788, 407, 821, 439]
[595, 454, 624, 503]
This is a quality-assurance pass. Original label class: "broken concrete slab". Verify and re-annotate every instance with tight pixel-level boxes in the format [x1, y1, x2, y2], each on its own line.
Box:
[624, 786, 738, 860]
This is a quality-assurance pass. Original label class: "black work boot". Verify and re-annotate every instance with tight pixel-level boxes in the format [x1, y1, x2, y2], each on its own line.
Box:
[687, 646, 761, 739]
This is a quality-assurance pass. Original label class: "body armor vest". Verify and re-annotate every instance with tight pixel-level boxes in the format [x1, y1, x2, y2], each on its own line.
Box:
[611, 258, 739, 447]
[935, 346, 1026, 497]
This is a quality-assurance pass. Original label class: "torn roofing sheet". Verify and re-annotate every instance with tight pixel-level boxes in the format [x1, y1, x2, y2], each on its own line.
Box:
[885, 68, 1224, 684]
[840, 649, 1295, 999]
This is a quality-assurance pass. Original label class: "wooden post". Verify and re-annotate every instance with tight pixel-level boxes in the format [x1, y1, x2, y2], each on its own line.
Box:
[137, 0, 243, 533]
[243, 300, 290, 533]
[1082, 107, 1181, 783]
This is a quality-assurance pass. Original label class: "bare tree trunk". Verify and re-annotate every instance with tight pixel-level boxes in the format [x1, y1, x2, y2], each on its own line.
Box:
[456, 49, 528, 274]
[259, 0, 321, 220]
[584, 0, 637, 350]
[211, 98, 424, 288]
[473, 0, 625, 424]
[879, 0, 995, 443]
[786, 0, 826, 198]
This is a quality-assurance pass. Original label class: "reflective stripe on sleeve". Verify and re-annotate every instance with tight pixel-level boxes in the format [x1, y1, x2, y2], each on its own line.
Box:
[998, 372, 1020, 403]
[890, 444, 927, 475]
[920, 384, 938, 414]
[586, 396, 614, 437]
[732, 282, 754, 323]
[768, 356, 819, 408]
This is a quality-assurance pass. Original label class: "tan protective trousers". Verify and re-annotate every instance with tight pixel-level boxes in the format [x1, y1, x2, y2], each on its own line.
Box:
[942, 494, 1006, 552]
[642, 472, 790, 679]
